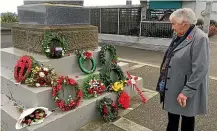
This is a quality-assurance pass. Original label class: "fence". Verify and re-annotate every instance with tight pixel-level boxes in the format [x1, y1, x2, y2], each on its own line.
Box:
[89, 6, 173, 38]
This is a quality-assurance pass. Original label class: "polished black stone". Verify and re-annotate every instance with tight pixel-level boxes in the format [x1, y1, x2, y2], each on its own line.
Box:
[17, 4, 90, 25]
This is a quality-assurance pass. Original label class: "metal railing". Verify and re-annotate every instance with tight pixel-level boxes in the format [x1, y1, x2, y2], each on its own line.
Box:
[89, 6, 173, 38]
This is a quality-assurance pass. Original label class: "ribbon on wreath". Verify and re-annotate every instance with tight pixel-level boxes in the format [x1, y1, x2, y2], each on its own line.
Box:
[126, 71, 147, 103]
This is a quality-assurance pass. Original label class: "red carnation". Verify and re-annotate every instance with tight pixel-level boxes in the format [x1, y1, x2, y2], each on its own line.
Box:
[118, 92, 130, 109]
[69, 78, 77, 85]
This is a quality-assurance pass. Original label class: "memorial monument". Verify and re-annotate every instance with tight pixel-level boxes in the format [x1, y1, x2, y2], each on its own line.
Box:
[1, 0, 145, 131]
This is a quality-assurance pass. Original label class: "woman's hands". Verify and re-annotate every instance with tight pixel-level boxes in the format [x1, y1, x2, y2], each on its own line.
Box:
[177, 93, 188, 107]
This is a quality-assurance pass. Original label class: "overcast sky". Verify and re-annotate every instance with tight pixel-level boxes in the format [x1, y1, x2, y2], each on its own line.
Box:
[0, 0, 140, 13]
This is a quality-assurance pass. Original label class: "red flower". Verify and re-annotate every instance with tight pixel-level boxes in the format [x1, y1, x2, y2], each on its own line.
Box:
[118, 92, 130, 109]
[56, 84, 62, 90]
[77, 90, 83, 98]
[52, 88, 57, 96]
[83, 51, 92, 59]
[186, 35, 192, 41]
[103, 106, 108, 114]
[69, 79, 77, 85]
[100, 85, 105, 90]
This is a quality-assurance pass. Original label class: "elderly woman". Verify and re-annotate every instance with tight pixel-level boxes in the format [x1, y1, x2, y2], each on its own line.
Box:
[156, 8, 210, 131]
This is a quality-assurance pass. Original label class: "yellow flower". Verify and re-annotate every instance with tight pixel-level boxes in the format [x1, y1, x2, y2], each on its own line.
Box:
[112, 81, 124, 92]
[32, 66, 40, 73]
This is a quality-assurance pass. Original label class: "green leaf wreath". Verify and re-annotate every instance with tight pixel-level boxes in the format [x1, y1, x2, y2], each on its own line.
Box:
[83, 74, 105, 99]
[100, 44, 118, 65]
[97, 97, 119, 122]
[42, 32, 68, 58]
[99, 62, 126, 88]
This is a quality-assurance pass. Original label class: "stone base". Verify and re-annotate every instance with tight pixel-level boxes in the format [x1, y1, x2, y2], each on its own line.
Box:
[12, 24, 98, 54]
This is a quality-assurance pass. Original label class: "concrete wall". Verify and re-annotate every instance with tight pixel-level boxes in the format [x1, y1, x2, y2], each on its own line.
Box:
[182, 0, 217, 21]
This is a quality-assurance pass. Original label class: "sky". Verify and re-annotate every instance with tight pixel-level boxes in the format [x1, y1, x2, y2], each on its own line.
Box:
[0, 0, 140, 13]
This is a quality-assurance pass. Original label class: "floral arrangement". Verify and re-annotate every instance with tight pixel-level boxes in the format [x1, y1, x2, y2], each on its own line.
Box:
[15, 107, 52, 129]
[126, 72, 147, 103]
[24, 64, 57, 87]
[97, 97, 119, 122]
[52, 76, 83, 111]
[99, 44, 118, 65]
[14, 55, 38, 83]
[77, 51, 96, 74]
[83, 75, 105, 98]
[42, 32, 68, 58]
[117, 91, 130, 109]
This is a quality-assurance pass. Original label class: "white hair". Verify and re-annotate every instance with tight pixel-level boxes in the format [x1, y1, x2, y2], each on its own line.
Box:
[169, 8, 197, 25]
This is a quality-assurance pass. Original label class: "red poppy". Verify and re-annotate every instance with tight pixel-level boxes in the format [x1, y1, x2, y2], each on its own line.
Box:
[118, 92, 130, 109]
[186, 35, 192, 41]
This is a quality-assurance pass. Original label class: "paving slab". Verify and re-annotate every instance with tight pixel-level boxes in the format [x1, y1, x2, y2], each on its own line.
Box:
[124, 94, 167, 131]
[128, 65, 160, 91]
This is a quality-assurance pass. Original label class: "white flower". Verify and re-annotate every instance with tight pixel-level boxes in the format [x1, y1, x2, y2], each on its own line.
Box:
[62, 52, 65, 56]
[43, 67, 49, 72]
[45, 49, 50, 52]
[35, 83, 40, 87]
[39, 72, 45, 77]
[51, 69, 56, 75]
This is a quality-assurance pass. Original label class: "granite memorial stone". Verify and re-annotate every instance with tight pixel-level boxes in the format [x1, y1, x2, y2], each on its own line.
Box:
[24, 0, 84, 6]
[18, 4, 90, 25]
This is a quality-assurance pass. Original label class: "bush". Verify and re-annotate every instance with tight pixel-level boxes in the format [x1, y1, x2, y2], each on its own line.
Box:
[0, 12, 18, 23]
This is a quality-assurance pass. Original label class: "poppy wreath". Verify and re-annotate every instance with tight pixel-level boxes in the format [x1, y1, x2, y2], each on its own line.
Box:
[97, 97, 118, 122]
[99, 63, 126, 88]
[14, 55, 38, 83]
[24, 64, 58, 87]
[52, 76, 83, 111]
[42, 32, 68, 58]
[78, 51, 96, 74]
[117, 91, 130, 109]
[83, 74, 105, 98]
[99, 44, 118, 65]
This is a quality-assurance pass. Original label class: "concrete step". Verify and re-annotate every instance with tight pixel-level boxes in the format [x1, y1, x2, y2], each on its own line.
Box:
[1, 76, 143, 131]
[1, 62, 130, 109]
[0, 47, 103, 76]
[78, 88, 158, 131]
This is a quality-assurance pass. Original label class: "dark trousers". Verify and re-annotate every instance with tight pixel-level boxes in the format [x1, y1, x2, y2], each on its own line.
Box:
[166, 112, 195, 131]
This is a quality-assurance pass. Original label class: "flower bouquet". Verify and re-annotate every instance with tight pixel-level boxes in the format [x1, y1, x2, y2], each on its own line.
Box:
[24, 64, 57, 87]
[15, 107, 52, 129]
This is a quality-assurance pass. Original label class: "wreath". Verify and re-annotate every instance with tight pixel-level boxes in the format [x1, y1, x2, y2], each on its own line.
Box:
[97, 97, 118, 122]
[117, 91, 130, 109]
[52, 76, 83, 111]
[14, 56, 38, 83]
[100, 63, 126, 87]
[78, 51, 96, 74]
[100, 44, 118, 65]
[83, 74, 105, 98]
[42, 32, 68, 58]
[24, 64, 58, 87]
